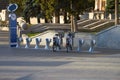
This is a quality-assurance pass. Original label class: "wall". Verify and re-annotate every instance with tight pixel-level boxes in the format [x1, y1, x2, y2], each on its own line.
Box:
[74, 33, 95, 48]
[96, 25, 120, 49]
[28, 25, 120, 49]
[22, 30, 94, 48]
[0, 10, 7, 21]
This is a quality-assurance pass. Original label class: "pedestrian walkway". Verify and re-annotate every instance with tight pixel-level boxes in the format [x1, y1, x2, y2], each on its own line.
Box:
[0, 29, 120, 56]
[0, 46, 120, 80]
[0, 30, 9, 45]
[0, 29, 120, 80]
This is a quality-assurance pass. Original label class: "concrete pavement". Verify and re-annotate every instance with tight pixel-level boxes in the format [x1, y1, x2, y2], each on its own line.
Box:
[0, 30, 9, 45]
[0, 30, 120, 80]
[0, 46, 120, 80]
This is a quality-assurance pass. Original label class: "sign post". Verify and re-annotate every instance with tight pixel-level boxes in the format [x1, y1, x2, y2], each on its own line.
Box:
[7, 4, 18, 47]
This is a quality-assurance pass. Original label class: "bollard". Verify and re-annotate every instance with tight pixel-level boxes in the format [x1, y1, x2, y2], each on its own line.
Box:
[25, 38, 32, 48]
[56, 37, 61, 51]
[77, 39, 84, 52]
[45, 38, 51, 50]
[35, 38, 41, 49]
[16, 37, 23, 48]
[89, 39, 96, 53]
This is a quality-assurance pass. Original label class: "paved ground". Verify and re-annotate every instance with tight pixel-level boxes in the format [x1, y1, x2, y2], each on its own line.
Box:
[0, 45, 120, 80]
[0, 30, 120, 80]
[0, 30, 9, 45]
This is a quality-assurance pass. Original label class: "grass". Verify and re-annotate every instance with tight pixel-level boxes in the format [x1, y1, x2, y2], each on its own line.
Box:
[27, 32, 40, 37]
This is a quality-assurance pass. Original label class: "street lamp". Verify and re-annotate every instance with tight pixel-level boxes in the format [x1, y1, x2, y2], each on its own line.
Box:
[115, 0, 119, 25]
[70, 0, 74, 32]
[70, 0, 77, 32]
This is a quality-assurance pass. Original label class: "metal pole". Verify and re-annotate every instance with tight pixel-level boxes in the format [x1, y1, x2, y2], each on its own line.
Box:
[115, 0, 119, 25]
[71, 0, 74, 32]
[71, 15, 74, 32]
[70, 0, 77, 32]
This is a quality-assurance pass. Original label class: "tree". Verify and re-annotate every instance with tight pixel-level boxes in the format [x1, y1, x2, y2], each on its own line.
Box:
[9, 0, 25, 16]
[9, 0, 95, 25]
[40, 0, 61, 23]
[106, 0, 119, 25]
[106, 0, 115, 13]
[115, 0, 119, 25]
[33, 0, 42, 23]
[66, 0, 94, 32]
[23, 0, 35, 24]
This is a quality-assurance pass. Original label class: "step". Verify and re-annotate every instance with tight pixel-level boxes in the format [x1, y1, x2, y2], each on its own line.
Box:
[0, 30, 9, 45]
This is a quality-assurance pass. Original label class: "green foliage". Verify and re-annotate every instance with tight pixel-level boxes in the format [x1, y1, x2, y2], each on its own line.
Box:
[9, 0, 25, 16]
[106, 0, 115, 13]
[9, 0, 95, 23]
[27, 32, 40, 37]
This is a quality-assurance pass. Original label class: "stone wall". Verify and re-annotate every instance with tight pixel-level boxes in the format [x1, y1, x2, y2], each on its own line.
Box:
[19, 25, 120, 49]
[95, 25, 120, 49]
[22, 30, 94, 48]
[74, 33, 95, 48]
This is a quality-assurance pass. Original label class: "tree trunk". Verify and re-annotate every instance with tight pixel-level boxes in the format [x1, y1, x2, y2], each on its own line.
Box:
[64, 11, 68, 23]
[28, 18, 30, 24]
[71, 15, 74, 32]
[76, 14, 80, 20]
[45, 17, 48, 23]
[37, 17, 40, 23]
[54, 11, 59, 23]
[71, 15, 78, 32]
[26, 17, 30, 24]
[73, 16, 77, 32]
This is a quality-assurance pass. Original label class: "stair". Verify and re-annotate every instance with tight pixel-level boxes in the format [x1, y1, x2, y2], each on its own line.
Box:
[22, 19, 115, 34]
[91, 21, 115, 31]
[77, 19, 99, 27]
[0, 30, 9, 45]
[23, 23, 70, 34]
[82, 20, 107, 28]
[77, 19, 115, 32]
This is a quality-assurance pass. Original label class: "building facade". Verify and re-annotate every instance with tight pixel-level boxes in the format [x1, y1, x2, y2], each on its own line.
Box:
[94, 0, 107, 11]
[0, 0, 9, 21]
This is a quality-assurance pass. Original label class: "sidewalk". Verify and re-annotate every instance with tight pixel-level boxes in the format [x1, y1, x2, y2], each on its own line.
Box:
[0, 44, 120, 58]
[0, 45, 120, 80]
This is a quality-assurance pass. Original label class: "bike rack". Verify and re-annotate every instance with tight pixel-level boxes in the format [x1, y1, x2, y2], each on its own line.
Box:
[89, 39, 96, 53]
[34, 38, 41, 49]
[15, 35, 96, 53]
[16, 37, 23, 48]
[25, 38, 32, 48]
[44, 38, 51, 50]
[77, 39, 84, 52]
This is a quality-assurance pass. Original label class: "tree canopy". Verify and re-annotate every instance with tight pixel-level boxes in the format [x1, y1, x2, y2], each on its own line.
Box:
[9, 0, 25, 16]
[106, 0, 120, 13]
[106, 0, 115, 13]
[9, 0, 95, 24]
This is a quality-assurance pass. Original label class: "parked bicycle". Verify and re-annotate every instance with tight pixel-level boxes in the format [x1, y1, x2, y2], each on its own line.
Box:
[66, 36, 72, 52]
[52, 34, 61, 52]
